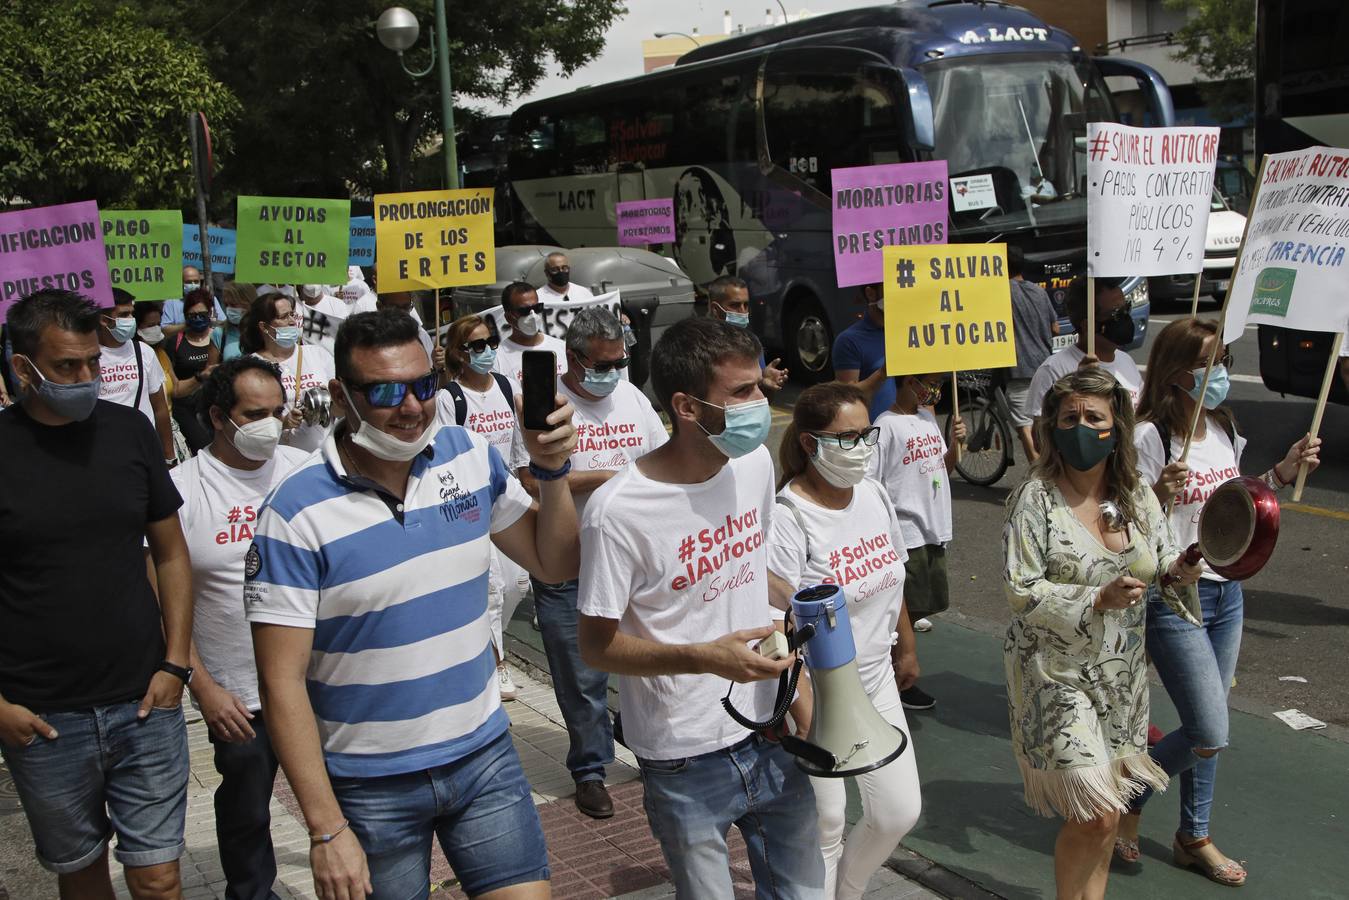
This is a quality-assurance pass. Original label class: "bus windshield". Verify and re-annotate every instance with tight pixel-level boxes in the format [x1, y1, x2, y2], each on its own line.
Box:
[925, 53, 1116, 235]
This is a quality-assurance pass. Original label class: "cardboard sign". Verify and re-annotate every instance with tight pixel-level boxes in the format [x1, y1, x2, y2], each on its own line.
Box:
[950, 174, 997, 212]
[101, 210, 182, 301]
[235, 197, 350, 284]
[616, 199, 675, 245]
[374, 188, 495, 291]
[182, 225, 237, 273]
[349, 215, 376, 266]
[832, 161, 949, 288]
[0, 200, 112, 320]
[1087, 123, 1220, 277]
[441, 290, 623, 347]
[882, 244, 1016, 375]
[1223, 146, 1349, 343]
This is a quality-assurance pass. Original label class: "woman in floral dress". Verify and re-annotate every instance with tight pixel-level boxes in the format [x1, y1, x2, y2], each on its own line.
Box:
[1002, 367, 1202, 900]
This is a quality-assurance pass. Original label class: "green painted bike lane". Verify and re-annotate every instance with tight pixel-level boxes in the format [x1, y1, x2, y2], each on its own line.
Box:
[892, 621, 1349, 899]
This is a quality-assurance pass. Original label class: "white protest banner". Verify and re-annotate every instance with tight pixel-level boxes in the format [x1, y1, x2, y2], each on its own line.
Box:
[435, 290, 624, 347]
[1087, 123, 1220, 277]
[1222, 146, 1349, 344]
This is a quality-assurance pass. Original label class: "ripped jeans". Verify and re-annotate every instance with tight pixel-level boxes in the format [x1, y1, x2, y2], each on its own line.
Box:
[1131, 578, 1244, 838]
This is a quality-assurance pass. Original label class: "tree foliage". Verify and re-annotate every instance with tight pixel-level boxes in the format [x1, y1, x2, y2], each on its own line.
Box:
[149, 0, 626, 210]
[1166, 0, 1256, 117]
[0, 0, 239, 209]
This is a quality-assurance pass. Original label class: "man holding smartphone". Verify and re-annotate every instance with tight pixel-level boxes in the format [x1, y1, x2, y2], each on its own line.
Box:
[247, 310, 579, 899]
[577, 317, 824, 897]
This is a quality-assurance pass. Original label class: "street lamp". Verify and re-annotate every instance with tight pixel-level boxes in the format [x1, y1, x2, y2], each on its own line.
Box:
[654, 31, 700, 46]
[377, 4, 459, 190]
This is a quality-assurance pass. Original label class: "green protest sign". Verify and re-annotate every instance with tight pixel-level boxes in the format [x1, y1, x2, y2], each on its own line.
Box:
[234, 196, 350, 284]
[100, 210, 183, 301]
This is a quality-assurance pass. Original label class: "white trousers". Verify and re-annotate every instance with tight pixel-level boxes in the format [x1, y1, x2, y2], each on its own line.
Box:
[487, 548, 530, 658]
[810, 676, 923, 900]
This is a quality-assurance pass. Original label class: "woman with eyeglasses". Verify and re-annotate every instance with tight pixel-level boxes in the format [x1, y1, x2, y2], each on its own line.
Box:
[439, 314, 531, 700]
[767, 382, 922, 900]
[1113, 318, 1320, 884]
[241, 292, 335, 454]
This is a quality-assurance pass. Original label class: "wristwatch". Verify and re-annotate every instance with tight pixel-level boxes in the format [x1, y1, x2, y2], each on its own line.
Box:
[157, 661, 194, 684]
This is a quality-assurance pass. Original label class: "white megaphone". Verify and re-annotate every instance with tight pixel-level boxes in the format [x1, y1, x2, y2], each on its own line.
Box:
[783, 584, 909, 777]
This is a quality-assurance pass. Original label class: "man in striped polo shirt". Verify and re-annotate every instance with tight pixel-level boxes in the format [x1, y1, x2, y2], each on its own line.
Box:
[246, 310, 578, 900]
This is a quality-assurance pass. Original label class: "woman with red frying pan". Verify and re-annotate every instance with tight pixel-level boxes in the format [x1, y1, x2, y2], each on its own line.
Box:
[1116, 317, 1320, 885]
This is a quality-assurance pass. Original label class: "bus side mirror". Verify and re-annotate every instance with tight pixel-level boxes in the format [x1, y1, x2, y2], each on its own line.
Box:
[895, 66, 936, 153]
[1094, 56, 1176, 127]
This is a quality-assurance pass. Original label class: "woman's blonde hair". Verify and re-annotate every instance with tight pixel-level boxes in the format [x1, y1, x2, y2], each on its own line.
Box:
[444, 314, 488, 379]
[1136, 317, 1237, 439]
[1031, 366, 1147, 532]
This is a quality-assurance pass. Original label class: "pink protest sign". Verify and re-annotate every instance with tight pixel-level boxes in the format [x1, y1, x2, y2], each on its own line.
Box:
[832, 161, 950, 287]
[0, 200, 112, 321]
[616, 199, 675, 246]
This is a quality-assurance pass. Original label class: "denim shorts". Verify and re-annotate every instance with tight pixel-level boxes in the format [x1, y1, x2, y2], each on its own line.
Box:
[330, 728, 548, 898]
[0, 701, 188, 874]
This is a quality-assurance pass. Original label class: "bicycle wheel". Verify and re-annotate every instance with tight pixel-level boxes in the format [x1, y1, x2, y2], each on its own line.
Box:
[947, 396, 1012, 486]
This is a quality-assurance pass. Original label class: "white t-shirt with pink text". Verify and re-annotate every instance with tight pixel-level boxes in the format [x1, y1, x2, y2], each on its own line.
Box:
[869, 407, 953, 549]
[98, 337, 165, 426]
[435, 375, 528, 471]
[257, 343, 336, 455]
[577, 445, 778, 761]
[1135, 416, 1247, 582]
[561, 378, 667, 521]
[768, 477, 908, 696]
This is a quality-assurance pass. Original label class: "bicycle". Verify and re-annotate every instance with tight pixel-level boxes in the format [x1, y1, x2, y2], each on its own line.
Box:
[944, 369, 1016, 487]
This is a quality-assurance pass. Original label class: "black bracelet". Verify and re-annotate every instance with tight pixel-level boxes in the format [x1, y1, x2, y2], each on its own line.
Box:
[528, 460, 572, 481]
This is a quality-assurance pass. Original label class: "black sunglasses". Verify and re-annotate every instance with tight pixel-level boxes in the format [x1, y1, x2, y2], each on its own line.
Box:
[512, 303, 541, 316]
[811, 427, 881, 450]
[461, 336, 501, 354]
[578, 352, 630, 373]
[346, 371, 439, 408]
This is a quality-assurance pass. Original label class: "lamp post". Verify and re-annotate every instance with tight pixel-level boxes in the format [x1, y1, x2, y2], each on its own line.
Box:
[377, 4, 459, 190]
[654, 31, 700, 46]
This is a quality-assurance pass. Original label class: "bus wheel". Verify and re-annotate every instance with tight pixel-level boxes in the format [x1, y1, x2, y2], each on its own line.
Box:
[784, 293, 833, 385]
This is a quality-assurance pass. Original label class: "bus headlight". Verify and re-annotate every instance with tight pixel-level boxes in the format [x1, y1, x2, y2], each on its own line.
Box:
[1127, 279, 1149, 309]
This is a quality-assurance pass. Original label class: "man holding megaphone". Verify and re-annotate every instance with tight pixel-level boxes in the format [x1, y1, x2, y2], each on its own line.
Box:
[578, 317, 825, 899]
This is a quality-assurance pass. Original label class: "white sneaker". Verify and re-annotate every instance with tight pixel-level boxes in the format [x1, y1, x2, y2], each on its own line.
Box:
[913, 617, 934, 633]
[497, 665, 518, 701]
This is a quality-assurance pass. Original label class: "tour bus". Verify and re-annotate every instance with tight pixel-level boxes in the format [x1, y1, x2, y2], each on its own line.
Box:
[505, 0, 1171, 380]
[1254, 0, 1349, 405]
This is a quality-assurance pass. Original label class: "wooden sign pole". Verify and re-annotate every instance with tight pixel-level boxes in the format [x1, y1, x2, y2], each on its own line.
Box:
[1292, 331, 1343, 501]
[1188, 274, 1204, 319]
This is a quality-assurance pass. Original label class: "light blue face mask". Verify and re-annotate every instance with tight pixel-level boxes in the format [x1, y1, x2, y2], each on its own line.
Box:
[715, 302, 750, 328]
[1186, 364, 1230, 410]
[582, 366, 621, 397]
[105, 316, 136, 344]
[270, 325, 301, 349]
[468, 346, 497, 374]
[16, 355, 100, 422]
[693, 396, 771, 458]
[225, 307, 245, 325]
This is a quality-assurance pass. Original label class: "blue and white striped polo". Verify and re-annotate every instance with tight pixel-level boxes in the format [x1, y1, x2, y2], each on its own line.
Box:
[244, 424, 532, 778]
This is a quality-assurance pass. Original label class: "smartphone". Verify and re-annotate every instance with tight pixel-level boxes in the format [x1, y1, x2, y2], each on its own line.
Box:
[520, 350, 557, 431]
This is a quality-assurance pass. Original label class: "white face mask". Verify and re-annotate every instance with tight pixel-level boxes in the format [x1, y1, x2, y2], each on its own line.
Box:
[137, 326, 164, 344]
[513, 311, 541, 337]
[811, 437, 874, 488]
[339, 384, 436, 462]
[228, 416, 283, 462]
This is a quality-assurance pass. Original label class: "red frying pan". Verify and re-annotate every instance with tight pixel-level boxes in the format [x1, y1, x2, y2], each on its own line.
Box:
[1175, 476, 1282, 581]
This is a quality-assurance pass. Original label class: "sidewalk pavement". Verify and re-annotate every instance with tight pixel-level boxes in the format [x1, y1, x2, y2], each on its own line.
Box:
[0, 658, 950, 900]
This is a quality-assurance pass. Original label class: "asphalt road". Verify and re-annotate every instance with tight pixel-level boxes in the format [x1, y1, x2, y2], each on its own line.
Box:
[767, 297, 1349, 729]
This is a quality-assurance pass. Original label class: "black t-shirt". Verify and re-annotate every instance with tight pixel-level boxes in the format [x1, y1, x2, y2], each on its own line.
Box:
[0, 400, 182, 711]
[171, 333, 212, 382]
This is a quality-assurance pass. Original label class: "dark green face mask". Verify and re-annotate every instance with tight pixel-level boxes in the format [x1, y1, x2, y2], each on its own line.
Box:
[1052, 422, 1116, 471]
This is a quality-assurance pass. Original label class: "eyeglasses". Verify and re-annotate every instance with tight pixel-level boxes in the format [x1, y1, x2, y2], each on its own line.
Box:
[578, 352, 630, 373]
[461, 336, 502, 354]
[810, 427, 880, 450]
[346, 371, 439, 408]
[270, 314, 299, 325]
[1194, 350, 1234, 369]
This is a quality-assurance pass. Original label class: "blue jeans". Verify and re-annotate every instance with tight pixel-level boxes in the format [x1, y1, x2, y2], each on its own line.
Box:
[0, 701, 188, 874]
[209, 712, 280, 900]
[532, 577, 613, 783]
[1132, 579, 1244, 837]
[329, 729, 547, 899]
[639, 735, 824, 899]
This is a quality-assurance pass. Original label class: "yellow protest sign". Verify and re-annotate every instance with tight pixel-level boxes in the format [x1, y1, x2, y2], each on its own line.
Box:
[882, 244, 1016, 376]
[374, 188, 496, 291]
